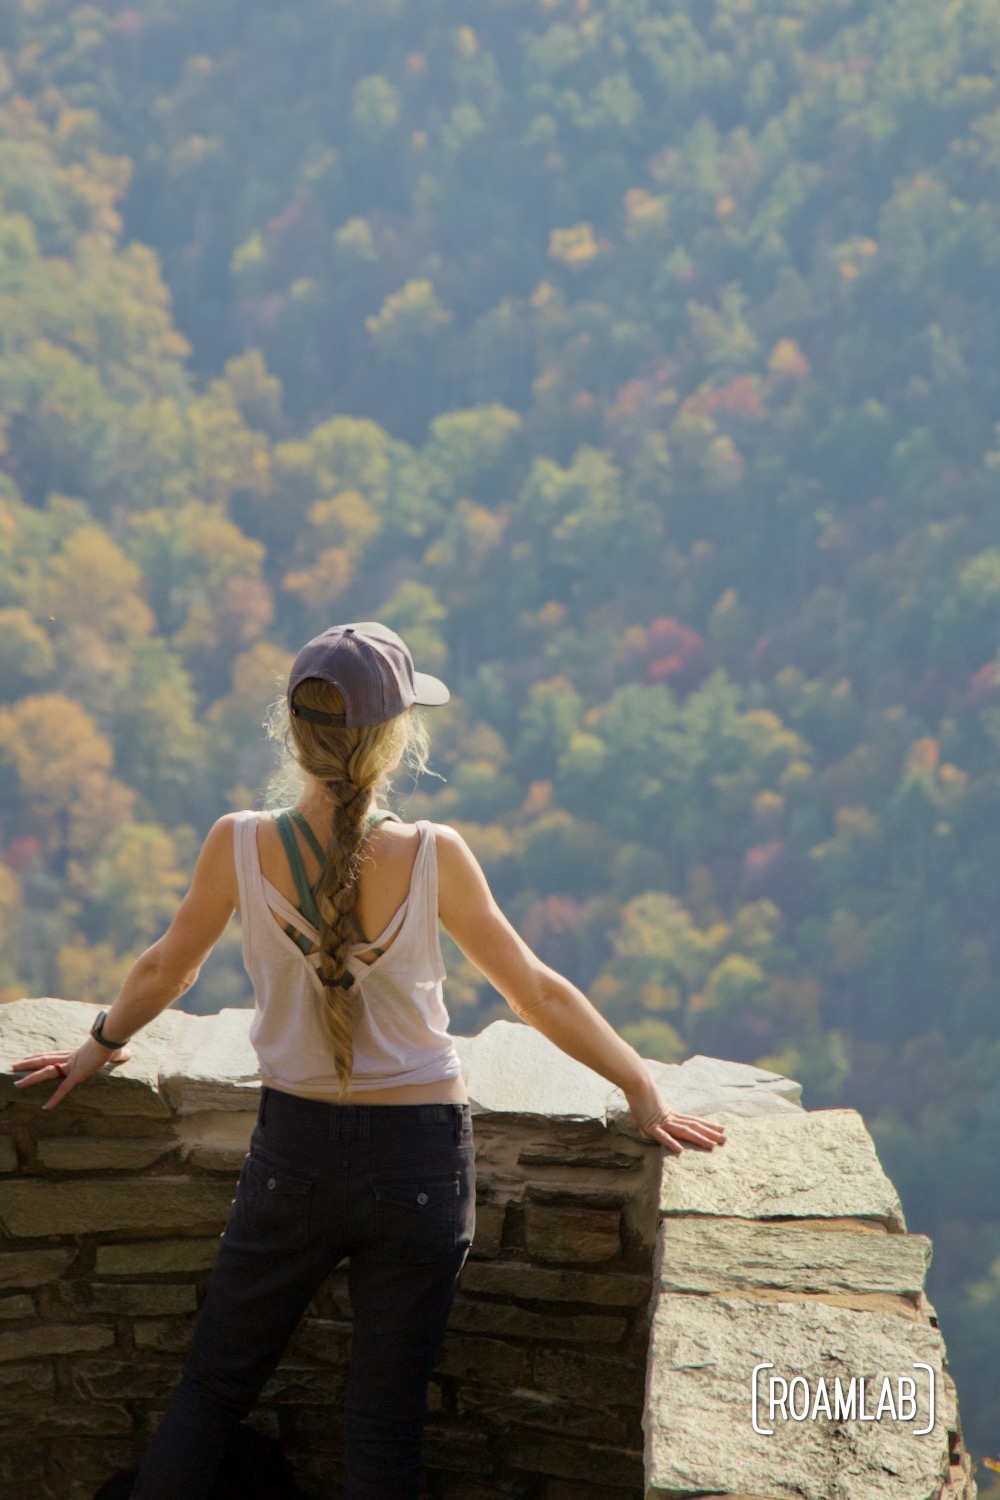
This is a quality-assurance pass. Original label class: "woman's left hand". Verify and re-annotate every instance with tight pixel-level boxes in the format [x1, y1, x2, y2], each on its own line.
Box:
[11, 1035, 133, 1110]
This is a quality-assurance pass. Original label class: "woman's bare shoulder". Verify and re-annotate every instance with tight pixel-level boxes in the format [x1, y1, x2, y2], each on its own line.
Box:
[423, 820, 470, 854]
[427, 823, 487, 898]
[363, 813, 422, 859]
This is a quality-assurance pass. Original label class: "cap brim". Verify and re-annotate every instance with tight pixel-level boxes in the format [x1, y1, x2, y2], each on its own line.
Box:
[412, 670, 451, 707]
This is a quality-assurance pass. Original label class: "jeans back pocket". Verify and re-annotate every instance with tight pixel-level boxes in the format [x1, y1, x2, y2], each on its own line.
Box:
[227, 1147, 315, 1253]
[370, 1169, 462, 1264]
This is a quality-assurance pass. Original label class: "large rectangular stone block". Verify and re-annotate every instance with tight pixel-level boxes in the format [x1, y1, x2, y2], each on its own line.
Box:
[94, 1239, 220, 1276]
[132, 1317, 197, 1354]
[435, 1331, 531, 1387]
[655, 1217, 931, 1297]
[0, 1177, 235, 1237]
[69, 1358, 180, 1403]
[658, 1111, 906, 1229]
[522, 1203, 622, 1264]
[460, 1261, 650, 1306]
[448, 1299, 628, 1344]
[532, 1347, 646, 1408]
[457, 1383, 633, 1443]
[0, 997, 185, 1118]
[57, 1281, 198, 1316]
[645, 1292, 954, 1500]
[0, 1360, 54, 1398]
[0, 1295, 33, 1319]
[0, 1401, 133, 1438]
[35, 1137, 177, 1171]
[0, 1248, 77, 1288]
[517, 1137, 646, 1171]
[175, 1109, 258, 1171]
[0, 1323, 114, 1363]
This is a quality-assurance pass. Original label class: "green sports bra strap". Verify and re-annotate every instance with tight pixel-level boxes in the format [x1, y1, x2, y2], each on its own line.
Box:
[286, 806, 402, 860]
[275, 805, 404, 944]
[285, 808, 327, 867]
[273, 810, 321, 926]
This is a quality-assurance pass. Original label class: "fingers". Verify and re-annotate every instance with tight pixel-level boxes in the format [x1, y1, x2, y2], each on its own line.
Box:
[12, 1064, 58, 1089]
[10, 1046, 131, 1109]
[652, 1124, 684, 1154]
[645, 1111, 729, 1151]
[43, 1075, 74, 1110]
[679, 1122, 727, 1144]
[666, 1111, 727, 1138]
[12, 1062, 73, 1109]
[12, 1054, 71, 1072]
[670, 1120, 727, 1147]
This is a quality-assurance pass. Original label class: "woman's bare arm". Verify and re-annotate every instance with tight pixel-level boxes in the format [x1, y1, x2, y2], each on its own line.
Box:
[434, 823, 726, 1152]
[11, 815, 238, 1109]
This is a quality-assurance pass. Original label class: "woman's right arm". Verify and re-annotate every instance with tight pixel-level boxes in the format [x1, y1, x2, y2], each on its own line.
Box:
[434, 823, 726, 1153]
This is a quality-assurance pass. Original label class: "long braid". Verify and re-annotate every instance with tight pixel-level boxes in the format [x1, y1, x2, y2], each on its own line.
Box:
[313, 774, 374, 1099]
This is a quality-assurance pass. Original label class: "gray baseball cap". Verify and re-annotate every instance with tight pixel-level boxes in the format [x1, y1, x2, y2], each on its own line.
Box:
[287, 621, 450, 728]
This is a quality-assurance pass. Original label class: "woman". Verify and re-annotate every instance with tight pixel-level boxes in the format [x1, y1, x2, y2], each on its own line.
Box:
[12, 619, 727, 1500]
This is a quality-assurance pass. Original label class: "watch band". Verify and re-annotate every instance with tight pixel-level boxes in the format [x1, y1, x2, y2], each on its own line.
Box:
[90, 1009, 131, 1051]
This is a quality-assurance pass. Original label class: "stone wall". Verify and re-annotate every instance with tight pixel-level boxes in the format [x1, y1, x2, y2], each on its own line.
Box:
[0, 999, 978, 1500]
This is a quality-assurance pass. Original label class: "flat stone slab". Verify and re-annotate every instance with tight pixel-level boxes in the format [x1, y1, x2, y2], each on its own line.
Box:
[656, 1217, 931, 1297]
[3, 1004, 803, 1132]
[0, 1248, 78, 1288]
[451, 1020, 802, 1125]
[658, 1110, 907, 1230]
[0, 1000, 262, 1116]
[0, 1178, 235, 1238]
[158, 1008, 263, 1114]
[35, 1138, 178, 1171]
[646, 1050, 803, 1116]
[645, 1293, 954, 1500]
[0, 998, 184, 1116]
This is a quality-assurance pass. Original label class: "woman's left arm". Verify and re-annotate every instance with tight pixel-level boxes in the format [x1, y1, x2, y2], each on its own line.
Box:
[11, 814, 238, 1110]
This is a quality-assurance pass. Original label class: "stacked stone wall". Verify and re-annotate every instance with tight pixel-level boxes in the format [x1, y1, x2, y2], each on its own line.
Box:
[0, 1000, 980, 1500]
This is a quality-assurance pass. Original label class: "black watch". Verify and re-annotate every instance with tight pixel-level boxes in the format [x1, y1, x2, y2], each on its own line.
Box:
[89, 1009, 131, 1051]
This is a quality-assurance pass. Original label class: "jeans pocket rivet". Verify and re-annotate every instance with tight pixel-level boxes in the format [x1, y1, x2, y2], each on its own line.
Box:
[416, 1191, 428, 1205]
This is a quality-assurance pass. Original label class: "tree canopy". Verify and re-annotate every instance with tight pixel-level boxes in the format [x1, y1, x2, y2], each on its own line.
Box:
[2, 0, 1000, 1470]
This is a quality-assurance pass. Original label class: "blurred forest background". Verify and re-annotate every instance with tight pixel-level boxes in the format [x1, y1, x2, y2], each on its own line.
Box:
[1, 0, 1000, 1473]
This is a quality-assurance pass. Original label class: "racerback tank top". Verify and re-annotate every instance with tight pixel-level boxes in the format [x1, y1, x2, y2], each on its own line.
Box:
[232, 809, 463, 1095]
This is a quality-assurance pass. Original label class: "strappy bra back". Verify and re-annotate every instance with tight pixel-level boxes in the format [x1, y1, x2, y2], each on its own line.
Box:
[272, 806, 402, 965]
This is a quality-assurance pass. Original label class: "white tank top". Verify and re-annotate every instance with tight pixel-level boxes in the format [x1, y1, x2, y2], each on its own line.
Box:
[232, 810, 463, 1095]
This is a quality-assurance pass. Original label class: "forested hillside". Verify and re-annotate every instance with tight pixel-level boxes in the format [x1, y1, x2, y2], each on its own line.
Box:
[1, 0, 1000, 1470]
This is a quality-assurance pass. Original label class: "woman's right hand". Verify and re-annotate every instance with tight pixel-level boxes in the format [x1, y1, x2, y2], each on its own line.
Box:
[623, 1073, 728, 1153]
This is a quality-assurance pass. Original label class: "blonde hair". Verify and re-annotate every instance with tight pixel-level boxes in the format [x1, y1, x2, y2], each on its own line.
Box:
[262, 675, 433, 1099]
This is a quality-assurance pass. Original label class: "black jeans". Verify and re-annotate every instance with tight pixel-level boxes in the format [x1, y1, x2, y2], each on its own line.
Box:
[129, 1087, 476, 1500]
